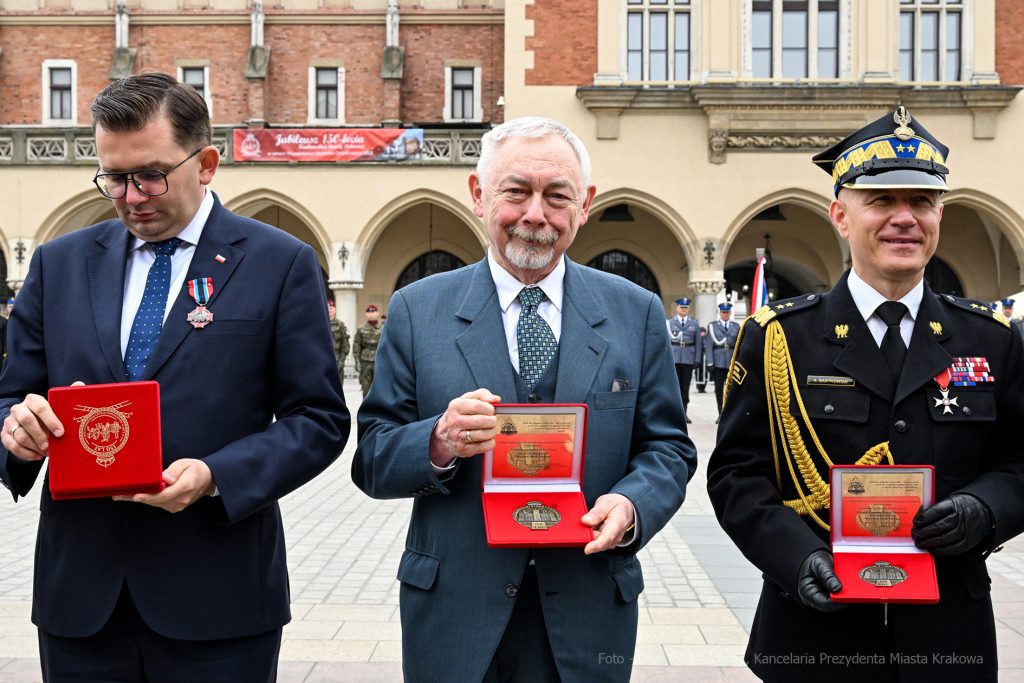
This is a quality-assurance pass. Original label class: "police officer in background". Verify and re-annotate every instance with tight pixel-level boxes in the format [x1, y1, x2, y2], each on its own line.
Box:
[352, 304, 382, 398]
[328, 300, 350, 378]
[708, 107, 1024, 682]
[1000, 299, 1023, 342]
[704, 302, 740, 424]
[667, 298, 701, 423]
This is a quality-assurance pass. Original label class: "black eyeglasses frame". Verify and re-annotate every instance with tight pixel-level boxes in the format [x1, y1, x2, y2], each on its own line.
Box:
[92, 148, 205, 199]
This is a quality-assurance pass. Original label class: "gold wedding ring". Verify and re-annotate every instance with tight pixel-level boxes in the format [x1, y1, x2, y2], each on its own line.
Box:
[9, 424, 21, 437]
[466, 429, 474, 443]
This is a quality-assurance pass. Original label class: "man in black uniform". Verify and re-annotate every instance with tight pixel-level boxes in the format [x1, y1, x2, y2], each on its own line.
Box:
[708, 107, 1024, 682]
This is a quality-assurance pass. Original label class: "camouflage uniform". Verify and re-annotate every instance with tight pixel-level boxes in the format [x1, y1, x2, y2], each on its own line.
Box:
[331, 318, 350, 377]
[352, 321, 382, 397]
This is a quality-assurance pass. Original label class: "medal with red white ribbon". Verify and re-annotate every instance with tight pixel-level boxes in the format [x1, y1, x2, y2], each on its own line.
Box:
[186, 277, 214, 329]
[933, 368, 958, 415]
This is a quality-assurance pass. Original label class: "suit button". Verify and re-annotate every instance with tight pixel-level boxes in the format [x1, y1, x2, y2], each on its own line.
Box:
[505, 584, 518, 597]
[895, 420, 908, 433]
[963, 406, 972, 416]
[528, 393, 539, 403]
[824, 404, 834, 414]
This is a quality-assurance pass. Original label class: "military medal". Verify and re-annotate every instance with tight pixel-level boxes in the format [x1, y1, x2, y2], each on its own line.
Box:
[931, 368, 959, 415]
[512, 501, 561, 530]
[859, 561, 908, 587]
[186, 277, 214, 329]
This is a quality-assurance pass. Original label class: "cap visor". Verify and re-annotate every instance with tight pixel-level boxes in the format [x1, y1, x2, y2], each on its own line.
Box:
[842, 168, 949, 192]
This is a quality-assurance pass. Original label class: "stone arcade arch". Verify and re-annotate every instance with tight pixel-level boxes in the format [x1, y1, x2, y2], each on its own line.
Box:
[224, 189, 333, 275]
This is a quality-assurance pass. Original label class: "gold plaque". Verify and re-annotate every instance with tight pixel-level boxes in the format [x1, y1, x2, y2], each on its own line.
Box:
[855, 504, 902, 536]
[513, 501, 561, 530]
[506, 442, 550, 476]
[859, 561, 908, 587]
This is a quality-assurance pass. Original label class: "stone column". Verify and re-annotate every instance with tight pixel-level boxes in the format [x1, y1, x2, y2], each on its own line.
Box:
[688, 276, 726, 332]
[330, 281, 362, 381]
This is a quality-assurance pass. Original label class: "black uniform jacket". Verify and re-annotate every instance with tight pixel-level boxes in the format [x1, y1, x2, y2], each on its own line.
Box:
[707, 271, 1024, 683]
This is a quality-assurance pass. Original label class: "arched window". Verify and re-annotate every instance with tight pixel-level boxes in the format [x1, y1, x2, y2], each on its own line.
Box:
[585, 250, 661, 296]
[396, 250, 467, 290]
[924, 256, 964, 298]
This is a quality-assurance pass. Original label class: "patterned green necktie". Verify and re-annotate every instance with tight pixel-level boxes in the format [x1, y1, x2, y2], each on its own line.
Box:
[517, 287, 558, 389]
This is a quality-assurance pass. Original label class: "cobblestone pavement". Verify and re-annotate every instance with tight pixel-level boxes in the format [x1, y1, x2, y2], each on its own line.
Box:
[1, 388, 1024, 682]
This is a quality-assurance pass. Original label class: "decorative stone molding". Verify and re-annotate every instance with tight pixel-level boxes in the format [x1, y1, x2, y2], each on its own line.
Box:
[688, 279, 726, 295]
[708, 130, 727, 164]
[575, 84, 1023, 150]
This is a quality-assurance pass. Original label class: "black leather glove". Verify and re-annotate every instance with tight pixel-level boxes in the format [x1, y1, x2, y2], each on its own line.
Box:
[912, 493, 992, 556]
[797, 549, 847, 613]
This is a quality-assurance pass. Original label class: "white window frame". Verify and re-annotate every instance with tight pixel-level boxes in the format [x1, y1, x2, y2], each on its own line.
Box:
[443, 64, 483, 123]
[741, 0, 852, 81]
[307, 66, 346, 125]
[894, 0, 969, 84]
[42, 59, 77, 126]
[620, 0, 698, 84]
[176, 63, 213, 117]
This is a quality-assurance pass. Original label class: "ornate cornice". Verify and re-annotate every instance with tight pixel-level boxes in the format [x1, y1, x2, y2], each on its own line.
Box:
[575, 84, 1023, 155]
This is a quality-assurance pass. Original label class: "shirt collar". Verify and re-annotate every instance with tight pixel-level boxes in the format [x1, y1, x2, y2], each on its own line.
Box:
[129, 188, 213, 252]
[847, 267, 924, 322]
[487, 250, 565, 314]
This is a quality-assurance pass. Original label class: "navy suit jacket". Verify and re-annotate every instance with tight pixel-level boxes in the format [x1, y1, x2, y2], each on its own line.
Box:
[353, 257, 696, 683]
[0, 194, 350, 640]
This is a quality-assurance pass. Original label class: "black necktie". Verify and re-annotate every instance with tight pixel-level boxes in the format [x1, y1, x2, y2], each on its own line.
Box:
[875, 301, 909, 385]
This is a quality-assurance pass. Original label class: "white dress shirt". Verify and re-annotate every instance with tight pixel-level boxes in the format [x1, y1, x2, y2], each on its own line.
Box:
[120, 189, 213, 358]
[847, 267, 923, 348]
[487, 250, 564, 373]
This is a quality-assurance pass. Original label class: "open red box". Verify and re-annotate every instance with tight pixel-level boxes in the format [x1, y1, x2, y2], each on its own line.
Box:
[829, 464, 938, 604]
[481, 404, 595, 548]
[47, 381, 165, 500]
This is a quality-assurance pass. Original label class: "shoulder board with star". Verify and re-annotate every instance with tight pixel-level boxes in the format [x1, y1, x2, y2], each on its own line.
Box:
[939, 294, 1011, 329]
[750, 293, 823, 328]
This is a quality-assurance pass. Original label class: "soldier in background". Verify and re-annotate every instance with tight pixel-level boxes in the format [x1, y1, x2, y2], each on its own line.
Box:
[352, 304, 382, 398]
[704, 303, 740, 424]
[3, 298, 12, 319]
[328, 300, 350, 379]
[1001, 299, 1024, 342]
[667, 297, 700, 424]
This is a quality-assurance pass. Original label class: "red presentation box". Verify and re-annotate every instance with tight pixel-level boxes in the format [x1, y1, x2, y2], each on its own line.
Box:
[482, 404, 595, 548]
[829, 464, 939, 605]
[47, 381, 165, 500]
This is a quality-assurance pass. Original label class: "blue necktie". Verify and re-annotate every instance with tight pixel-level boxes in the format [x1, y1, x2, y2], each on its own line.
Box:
[517, 287, 558, 390]
[124, 238, 182, 382]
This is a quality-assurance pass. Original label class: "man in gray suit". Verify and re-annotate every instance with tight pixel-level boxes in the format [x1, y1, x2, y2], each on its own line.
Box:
[704, 302, 741, 423]
[353, 117, 696, 683]
[667, 298, 701, 423]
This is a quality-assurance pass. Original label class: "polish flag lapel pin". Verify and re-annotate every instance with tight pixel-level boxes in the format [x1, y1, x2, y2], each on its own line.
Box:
[215, 255, 226, 263]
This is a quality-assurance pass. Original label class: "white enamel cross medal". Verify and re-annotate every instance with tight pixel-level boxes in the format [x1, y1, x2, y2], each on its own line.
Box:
[933, 368, 958, 415]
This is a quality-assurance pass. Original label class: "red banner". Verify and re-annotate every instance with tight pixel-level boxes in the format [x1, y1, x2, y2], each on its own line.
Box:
[233, 128, 424, 162]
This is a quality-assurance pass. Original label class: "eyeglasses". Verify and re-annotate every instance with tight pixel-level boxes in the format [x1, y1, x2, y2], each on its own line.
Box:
[93, 148, 203, 199]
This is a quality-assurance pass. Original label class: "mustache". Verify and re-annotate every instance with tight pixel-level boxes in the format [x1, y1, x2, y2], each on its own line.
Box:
[505, 225, 558, 246]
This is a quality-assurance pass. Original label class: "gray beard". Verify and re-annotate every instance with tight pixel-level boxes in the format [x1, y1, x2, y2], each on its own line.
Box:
[503, 226, 557, 270]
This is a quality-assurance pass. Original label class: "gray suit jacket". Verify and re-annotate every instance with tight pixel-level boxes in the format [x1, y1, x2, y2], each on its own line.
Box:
[352, 257, 696, 683]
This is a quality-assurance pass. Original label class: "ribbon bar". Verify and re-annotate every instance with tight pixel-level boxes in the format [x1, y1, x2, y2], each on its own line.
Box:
[188, 278, 214, 306]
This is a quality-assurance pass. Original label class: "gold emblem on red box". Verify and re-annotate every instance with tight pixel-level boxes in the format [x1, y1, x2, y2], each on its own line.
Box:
[512, 501, 561, 530]
[74, 401, 132, 468]
[859, 561, 908, 587]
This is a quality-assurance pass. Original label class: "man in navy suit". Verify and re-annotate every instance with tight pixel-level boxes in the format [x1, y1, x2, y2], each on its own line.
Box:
[353, 117, 696, 683]
[0, 73, 349, 681]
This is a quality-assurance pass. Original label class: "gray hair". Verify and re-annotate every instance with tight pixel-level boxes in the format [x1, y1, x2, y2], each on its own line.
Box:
[476, 116, 592, 191]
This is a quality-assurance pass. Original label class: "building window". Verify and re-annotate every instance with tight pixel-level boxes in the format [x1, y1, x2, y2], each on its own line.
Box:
[42, 59, 77, 126]
[747, 0, 845, 80]
[396, 251, 467, 290]
[50, 69, 72, 120]
[182, 67, 206, 100]
[307, 65, 345, 124]
[586, 250, 661, 296]
[316, 68, 338, 119]
[898, 0, 962, 82]
[443, 64, 483, 123]
[625, 0, 691, 82]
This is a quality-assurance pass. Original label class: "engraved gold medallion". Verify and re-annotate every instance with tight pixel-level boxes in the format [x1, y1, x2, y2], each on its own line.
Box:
[74, 401, 132, 468]
[506, 442, 550, 476]
[513, 501, 561, 530]
[856, 503, 902, 536]
[859, 561, 908, 587]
